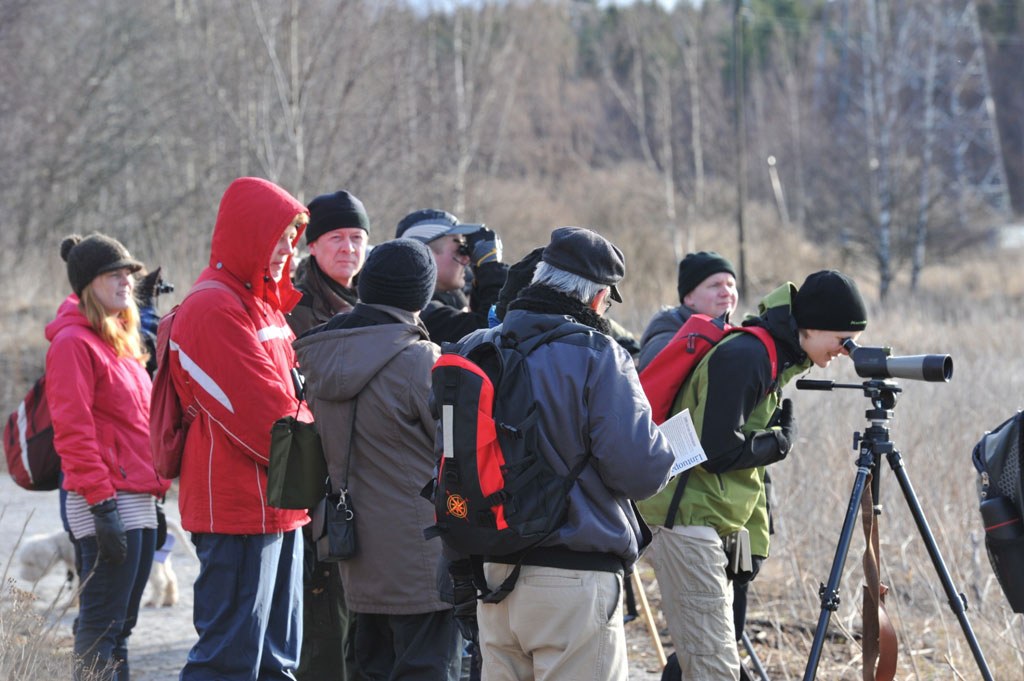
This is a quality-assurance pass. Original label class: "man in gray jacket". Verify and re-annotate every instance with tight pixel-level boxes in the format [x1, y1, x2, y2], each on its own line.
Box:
[637, 251, 737, 371]
[294, 239, 459, 680]
[455, 227, 675, 681]
[288, 190, 369, 336]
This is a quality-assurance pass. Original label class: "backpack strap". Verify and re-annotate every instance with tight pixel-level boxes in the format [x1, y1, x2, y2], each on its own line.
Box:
[663, 470, 692, 529]
[735, 326, 779, 389]
[662, 326, 779, 528]
[502, 320, 594, 357]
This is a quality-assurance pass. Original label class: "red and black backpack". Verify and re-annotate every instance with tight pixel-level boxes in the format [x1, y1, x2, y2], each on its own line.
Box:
[423, 321, 598, 601]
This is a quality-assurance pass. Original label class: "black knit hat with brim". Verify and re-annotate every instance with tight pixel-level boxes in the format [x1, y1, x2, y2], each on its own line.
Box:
[793, 270, 868, 332]
[306, 190, 370, 244]
[357, 238, 437, 312]
[60, 233, 143, 296]
[677, 251, 736, 303]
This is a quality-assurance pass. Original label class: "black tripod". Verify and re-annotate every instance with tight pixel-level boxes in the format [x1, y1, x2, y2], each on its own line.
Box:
[798, 378, 993, 681]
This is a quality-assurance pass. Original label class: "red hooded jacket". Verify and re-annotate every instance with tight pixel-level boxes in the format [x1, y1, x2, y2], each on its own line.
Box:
[169, 177, 311, 534]
[45, 295, 170, 505]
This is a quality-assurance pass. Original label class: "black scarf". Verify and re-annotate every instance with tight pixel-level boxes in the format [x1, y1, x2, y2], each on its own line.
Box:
[310, 257, 358, 308]
[507, 284, 612, 336]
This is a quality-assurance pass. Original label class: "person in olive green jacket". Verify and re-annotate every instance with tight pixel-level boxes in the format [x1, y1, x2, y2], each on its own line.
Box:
[638, 270, 868, 681]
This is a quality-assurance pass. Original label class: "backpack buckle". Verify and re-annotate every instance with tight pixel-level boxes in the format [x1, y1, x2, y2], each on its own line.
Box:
[498, 422, 522, 439]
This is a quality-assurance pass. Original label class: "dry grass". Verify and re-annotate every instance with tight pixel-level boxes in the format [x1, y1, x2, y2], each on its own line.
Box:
[0, 510, 79, 680]
[3, 218, 1024, 679]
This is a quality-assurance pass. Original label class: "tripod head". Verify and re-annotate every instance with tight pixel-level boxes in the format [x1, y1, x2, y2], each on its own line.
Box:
[796, 378, 901, 420]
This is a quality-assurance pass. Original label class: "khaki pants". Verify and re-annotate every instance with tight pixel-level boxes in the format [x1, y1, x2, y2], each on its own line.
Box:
[648, 525, 740, 681]
[478, 563, 626, 681]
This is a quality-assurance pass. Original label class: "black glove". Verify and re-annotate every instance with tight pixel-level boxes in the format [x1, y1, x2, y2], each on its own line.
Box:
[465, 227, 503, 267]
[155, 502, 168, 551]
[90, 498, 127, 565]
[449, 560, 480, 643]
[775, 398, 797, 456]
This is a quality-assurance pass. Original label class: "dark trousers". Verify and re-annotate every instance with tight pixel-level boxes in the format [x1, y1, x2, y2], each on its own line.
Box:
[354, 609, 459, 681]
[75, 527, 156, 681]
[180, 530, 303, 681]
[296, 537, 353, 681]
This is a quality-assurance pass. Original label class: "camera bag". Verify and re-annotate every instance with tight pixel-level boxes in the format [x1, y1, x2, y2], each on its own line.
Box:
[972, 410, 1024, 613]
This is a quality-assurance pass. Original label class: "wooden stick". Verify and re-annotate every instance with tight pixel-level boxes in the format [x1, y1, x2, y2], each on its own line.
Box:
[631, 568, 667, 667]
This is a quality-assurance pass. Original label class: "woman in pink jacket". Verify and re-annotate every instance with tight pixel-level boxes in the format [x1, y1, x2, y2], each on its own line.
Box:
[46, 233, 170, 681]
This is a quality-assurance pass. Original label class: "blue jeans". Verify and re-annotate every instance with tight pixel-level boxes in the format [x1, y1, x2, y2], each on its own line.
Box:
[181, 530, 303, 681]
[75, 527, 156, 681]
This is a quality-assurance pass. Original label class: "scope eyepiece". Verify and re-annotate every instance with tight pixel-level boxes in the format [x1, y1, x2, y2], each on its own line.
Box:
[842, 339, 952, 383]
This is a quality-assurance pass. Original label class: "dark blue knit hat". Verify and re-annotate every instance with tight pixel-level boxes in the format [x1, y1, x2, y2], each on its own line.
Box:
[793, 270, 868, 332]
[306, 190, 369, 245]
[677, 251, 736, 303]
[357, 239, 437, 312]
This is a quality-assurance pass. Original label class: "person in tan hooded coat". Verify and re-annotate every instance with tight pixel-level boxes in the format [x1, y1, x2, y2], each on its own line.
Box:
[294, 238, 459, 680]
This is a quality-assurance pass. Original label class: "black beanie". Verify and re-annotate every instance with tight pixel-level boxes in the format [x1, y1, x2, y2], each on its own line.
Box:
[60, 233, 143, 297]
[306, 190, 370, 245]
[357, 239, 437, 312]
[677, 251, 736, 303]
[793, 270, 868, 332]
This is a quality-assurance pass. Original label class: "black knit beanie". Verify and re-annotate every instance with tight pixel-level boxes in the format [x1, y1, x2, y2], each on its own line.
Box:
[305, 190, 370, 245]
[357, 238, 437, 312]
[60, 233, 143, 296]
[677, 251, 736, 303]
[793, 270, 868, 332]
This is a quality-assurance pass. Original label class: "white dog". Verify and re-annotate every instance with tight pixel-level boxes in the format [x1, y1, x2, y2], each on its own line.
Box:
[16, 520, 195, 608]
[144, 517, 195, 607]
[17, 530, 77, 586]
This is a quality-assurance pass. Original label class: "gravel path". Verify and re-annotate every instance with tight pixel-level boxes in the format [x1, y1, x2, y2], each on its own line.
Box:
[1, 475, 667, 680]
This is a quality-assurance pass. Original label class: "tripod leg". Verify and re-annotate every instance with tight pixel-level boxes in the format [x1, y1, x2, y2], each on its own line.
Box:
[802, 462, 873, 681]
[885, 451, 994, 681]
[741, 631, 770, 681]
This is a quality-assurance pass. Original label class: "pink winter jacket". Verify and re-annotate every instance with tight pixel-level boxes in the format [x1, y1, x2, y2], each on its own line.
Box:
[45, 295, 170, 505]
[169, 177, 311, 535]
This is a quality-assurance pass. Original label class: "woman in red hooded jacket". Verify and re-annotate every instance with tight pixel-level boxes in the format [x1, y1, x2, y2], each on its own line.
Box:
[46, 233, 170, 681]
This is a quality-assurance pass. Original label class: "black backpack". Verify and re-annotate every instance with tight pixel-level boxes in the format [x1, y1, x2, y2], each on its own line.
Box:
[423, 321, 598, 602]
[972, 411, 1024, 612]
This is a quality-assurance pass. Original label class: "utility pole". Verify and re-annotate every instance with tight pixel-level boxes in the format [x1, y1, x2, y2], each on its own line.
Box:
[945, 0, 1011, 222]
[733, 0, 748, 302]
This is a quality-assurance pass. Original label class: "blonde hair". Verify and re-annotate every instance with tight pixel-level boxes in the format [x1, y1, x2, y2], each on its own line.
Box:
[290, 212, 309, 232]
[80, 284, 148, 363]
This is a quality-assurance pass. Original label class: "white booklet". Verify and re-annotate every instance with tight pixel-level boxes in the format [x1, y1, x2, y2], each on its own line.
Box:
[658, 408, 708, 477]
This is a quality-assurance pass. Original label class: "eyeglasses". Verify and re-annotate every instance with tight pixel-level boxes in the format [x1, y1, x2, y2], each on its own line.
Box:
[455, 240, 471, 258]
[602, 295, 613, 314]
